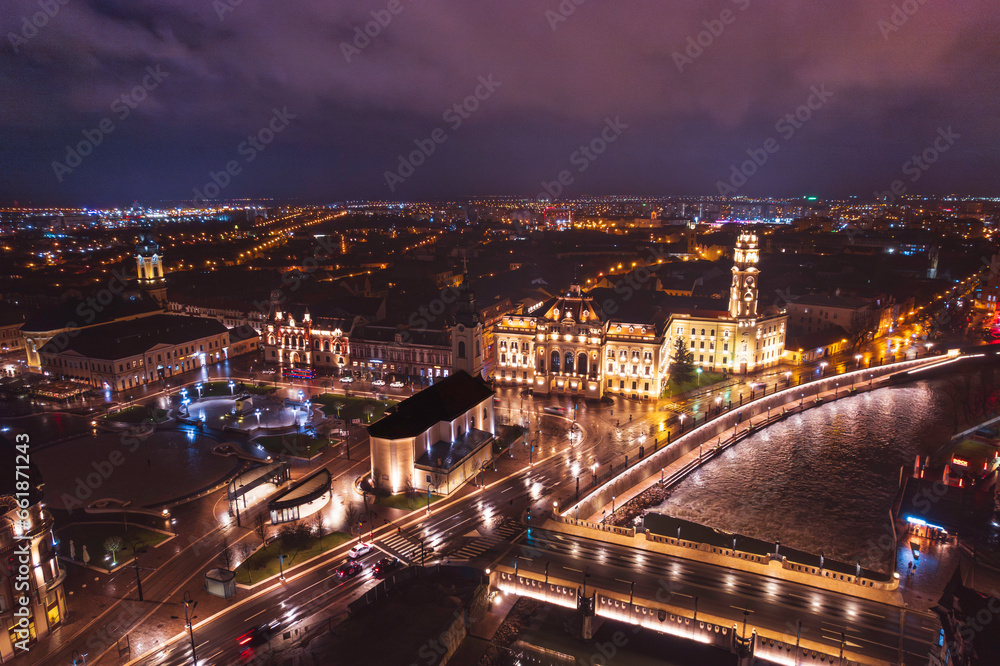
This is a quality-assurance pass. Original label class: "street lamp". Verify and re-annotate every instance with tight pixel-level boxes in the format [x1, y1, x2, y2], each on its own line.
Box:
[183, 591, 198, 664]
[679, 413, 685, 431]
[784, 371, 792, 386]
[254, 408, 262, 425]
[195, 382, 203, 399]
[696, 367, 702, 386]
[715, 395, 722, 415]
[228, 380, 236, 395]
[854, 354, 862, 368]
[591, 462, 597, 485]
[819, 362, 828, 376]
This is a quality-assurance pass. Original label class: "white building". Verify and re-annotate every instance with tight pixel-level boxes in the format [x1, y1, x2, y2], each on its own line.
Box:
[367, 370, 495, 496]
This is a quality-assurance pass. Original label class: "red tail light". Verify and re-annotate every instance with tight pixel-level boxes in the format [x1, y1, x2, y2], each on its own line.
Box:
[239, 635, 253, 645]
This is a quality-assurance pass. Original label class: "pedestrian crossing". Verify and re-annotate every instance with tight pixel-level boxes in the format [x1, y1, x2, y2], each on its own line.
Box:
[448, 520, 524, 561]
[377, 531, 431, 563]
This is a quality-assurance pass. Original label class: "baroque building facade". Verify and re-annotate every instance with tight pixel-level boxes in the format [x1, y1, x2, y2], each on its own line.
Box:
[491, 232, 787, 400]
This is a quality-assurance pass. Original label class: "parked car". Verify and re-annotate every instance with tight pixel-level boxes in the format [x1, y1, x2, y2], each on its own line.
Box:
[336, 561, 362, 578]
[372, 556, 400, 577]
[372, 379, 386, 386]
[340, 376, 354, 383]
[347, 542, 374, 559]
[389, 381, 405, 388]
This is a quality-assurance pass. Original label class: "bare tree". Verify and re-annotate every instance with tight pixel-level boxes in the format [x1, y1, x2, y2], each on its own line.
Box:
[344, 503, 360, 535]
[313, 510, 325, 538]
[219, 536, 234, 570]
[403, 479, 417, 509]
[253, 512, 269, 544]
[847, 307, 881, 350]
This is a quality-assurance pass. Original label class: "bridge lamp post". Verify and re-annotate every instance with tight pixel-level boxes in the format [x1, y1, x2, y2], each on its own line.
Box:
[679, 413, 685, 432]
[714, 395, 721, 415]
[784, 371, 792, 386]
[592, 462, 597, 485]
[819, 361, 828, 376]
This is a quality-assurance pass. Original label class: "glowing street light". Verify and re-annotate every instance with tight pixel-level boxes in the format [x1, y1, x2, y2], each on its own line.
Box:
[195, 382, 203, 399]
[715, 395, 722, 414]
[228, 380, 236, 394]
[696, 367, 703, 386]
[784, 371, 792, 385]
[819, 361, 828, 376]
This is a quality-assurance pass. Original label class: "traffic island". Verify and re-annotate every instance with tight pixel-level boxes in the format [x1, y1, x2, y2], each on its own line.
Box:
[234, 530, 352, 585]
[254, 433, 332, 459]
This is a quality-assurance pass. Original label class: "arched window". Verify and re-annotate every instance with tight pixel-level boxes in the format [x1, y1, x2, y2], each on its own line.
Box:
[458, 341, 467, 359]
[267, 334, 275, 345]
[314, 339, 320, 350]
[323, 340, 330, 352]
[334, 343, 341, 353]
[577, 353, 588, 375]
[564, 351, 574, 373]
[551, 350, 560, 372]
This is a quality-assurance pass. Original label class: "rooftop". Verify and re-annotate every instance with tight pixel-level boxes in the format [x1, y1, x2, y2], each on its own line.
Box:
[366, 370, 493, 440]
[38, 313, 229, 361]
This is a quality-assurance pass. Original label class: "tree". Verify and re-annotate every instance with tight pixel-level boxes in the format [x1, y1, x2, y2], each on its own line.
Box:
[344, 503, 360, 536]
[104, 536, 124, 566]
[846, 306, 881, 350]
[313, 511, 325, 538]
[363, 404, 375, 422]
[669, 337, 695, 385]
[403, 480, 417, 509]
[333, 401, 345, 419]
[253, 512, 269, 545]
[219, 536, 234, 570]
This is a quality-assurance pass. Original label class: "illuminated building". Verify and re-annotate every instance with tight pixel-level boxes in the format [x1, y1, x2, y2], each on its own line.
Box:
[0, 435, 67, 659]
[367, 370, 495, 495]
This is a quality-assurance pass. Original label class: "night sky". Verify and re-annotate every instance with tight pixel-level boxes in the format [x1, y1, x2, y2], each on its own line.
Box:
[1, 0, 998, 205]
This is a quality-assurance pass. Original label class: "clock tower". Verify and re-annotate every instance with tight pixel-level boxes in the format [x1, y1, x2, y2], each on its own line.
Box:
[729, 232, 759, 321]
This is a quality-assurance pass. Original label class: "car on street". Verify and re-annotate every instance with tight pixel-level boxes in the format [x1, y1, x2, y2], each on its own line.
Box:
[347, 542, 374, 559]
[238, 620, 279, 648]
[543, 406, 567, 415]
[389, 381, 405, 388]
[372, 379, 386, 386]
[261, 369, 276, 375]
[336, 561, 362, 578]
[340, 376, 354, 383]
[372, 556, 400, 577]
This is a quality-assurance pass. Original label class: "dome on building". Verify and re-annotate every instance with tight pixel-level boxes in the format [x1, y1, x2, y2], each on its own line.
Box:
[136, 233, 160, 257]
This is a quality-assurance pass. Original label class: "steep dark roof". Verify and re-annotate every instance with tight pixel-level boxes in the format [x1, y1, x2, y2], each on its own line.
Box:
[22, 290, 162, 332]
[38, 314, 228, 360]
[366, 370, 493, 439]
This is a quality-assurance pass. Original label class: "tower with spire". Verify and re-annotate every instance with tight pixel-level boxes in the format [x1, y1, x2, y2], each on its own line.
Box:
[135, 233, 167, 307]
[451, 253, 484, 377]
